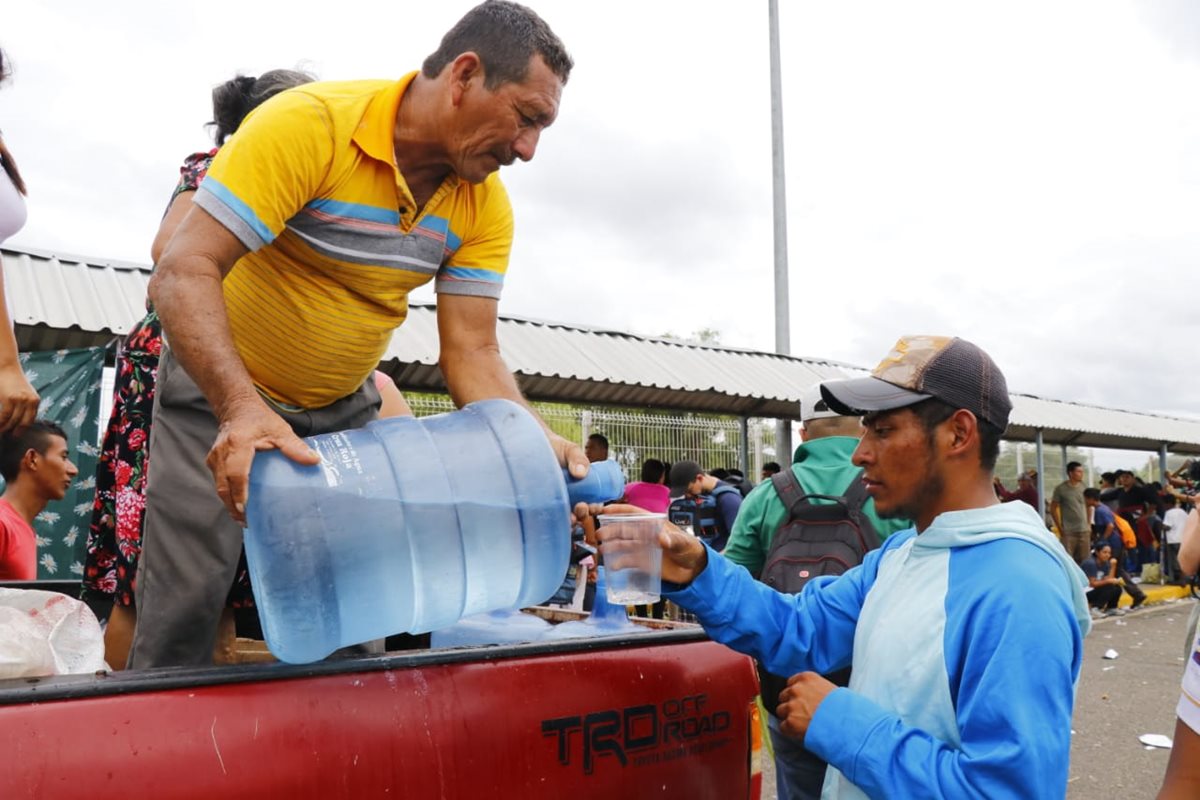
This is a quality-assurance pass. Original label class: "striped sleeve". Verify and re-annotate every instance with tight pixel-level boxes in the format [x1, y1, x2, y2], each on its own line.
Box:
[436, 176, 512, 299]
[193, 89, 335, 251]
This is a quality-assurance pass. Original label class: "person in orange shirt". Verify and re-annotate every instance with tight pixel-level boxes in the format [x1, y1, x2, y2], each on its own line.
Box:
[0, 419, 77, 579]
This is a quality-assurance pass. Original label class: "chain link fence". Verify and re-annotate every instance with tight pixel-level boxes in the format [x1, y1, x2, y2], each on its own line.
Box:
[406, 393, 782, 480]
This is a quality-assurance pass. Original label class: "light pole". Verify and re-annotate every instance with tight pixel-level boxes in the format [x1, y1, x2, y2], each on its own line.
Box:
[769, 0, 793, 460]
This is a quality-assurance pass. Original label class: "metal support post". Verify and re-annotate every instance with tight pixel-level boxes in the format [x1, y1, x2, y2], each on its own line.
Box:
[768, 0, 792, 461]
[1036, 430, 1047, 525]
[739, 416, 751, 477]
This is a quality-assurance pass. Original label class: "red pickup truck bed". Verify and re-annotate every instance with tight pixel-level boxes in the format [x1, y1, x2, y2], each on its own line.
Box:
[0, 627, 762, 799]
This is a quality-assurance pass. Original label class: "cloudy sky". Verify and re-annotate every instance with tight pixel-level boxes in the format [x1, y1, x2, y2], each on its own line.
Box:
[4, 0, 1199, 436]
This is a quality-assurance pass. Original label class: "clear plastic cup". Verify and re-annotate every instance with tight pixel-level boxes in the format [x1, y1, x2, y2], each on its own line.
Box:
[597, 513, 665, 605]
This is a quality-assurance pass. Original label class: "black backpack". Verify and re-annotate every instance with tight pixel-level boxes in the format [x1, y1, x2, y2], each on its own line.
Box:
[666, 484, 740, 549]
[757, 468, 882, 715]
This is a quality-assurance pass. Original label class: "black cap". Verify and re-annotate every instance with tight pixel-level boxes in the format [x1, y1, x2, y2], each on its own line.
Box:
[668, 460, 704, 494]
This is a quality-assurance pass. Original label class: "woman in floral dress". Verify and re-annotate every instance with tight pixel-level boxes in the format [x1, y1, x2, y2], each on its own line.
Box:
[81, 70, 316, 669]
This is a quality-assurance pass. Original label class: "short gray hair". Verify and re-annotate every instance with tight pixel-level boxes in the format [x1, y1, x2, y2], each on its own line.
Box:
[422, 1, 573, 89]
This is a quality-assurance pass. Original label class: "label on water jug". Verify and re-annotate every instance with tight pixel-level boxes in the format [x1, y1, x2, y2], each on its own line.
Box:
[312, 432, 364, 488]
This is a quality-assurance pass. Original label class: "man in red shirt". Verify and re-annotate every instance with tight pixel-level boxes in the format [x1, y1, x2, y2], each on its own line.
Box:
[994, 470, 1040, 512]
[0, 419, 77, 579]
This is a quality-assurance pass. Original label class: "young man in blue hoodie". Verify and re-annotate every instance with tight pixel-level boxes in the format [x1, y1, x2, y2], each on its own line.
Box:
[597, 335, 1091, 799]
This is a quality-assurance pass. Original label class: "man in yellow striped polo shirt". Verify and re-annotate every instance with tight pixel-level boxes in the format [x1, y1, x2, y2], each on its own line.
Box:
[129, 1, 582, 669]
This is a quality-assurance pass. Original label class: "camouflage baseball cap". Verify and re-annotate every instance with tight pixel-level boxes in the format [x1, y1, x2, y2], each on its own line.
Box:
[819, 335, 1012, 430]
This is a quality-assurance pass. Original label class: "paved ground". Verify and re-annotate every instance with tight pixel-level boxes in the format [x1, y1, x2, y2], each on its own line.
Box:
[757, 597, 1197, 799]
[1068, 598, 1195, 799]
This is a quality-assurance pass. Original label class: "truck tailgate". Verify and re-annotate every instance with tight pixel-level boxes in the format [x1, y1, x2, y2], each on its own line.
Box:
[0, 631, 760, 799]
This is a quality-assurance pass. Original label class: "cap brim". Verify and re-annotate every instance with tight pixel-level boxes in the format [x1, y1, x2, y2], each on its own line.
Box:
[820, 377, 932, 416]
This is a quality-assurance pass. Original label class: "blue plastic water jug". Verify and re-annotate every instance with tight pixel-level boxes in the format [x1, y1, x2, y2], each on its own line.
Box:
[563, 459, 625, 506]
[244, 399, 625, 664]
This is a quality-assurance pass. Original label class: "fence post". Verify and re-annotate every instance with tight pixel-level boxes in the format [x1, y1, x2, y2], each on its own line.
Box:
[1036, 429, 1046, 525]
[739, 416, 750, 476]
[580, 409, 593, 446]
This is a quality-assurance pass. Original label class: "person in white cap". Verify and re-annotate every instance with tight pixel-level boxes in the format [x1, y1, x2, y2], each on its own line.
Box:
[596, 335, 1092, 799]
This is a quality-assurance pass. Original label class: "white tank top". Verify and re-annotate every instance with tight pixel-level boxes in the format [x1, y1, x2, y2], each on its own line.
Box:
[0, 164, 27, 243]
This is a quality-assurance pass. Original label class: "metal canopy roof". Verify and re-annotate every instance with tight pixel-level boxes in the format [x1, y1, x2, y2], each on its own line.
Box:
[3, 245, 151, 352]
[5, 244, 1200, 453]
[1007, 395, 1200, 454]
[380, 310, 860, 418]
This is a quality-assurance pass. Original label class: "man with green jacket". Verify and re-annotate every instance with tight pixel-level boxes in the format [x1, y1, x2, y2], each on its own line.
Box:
[722, 384, 911, 800]
[724, 387, 911, 576]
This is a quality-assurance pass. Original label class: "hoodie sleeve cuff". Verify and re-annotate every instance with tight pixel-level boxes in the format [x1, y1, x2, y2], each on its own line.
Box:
[803, 687, 890, 779]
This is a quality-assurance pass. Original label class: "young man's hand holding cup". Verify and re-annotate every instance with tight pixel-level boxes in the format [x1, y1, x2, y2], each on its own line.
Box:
[574, 502, 710, 586]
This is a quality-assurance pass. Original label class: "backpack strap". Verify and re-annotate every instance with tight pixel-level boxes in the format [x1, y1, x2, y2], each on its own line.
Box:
[773, 469, 857, 513]
[841, 468, 883, 550]
[841, 469, 869, 511]
[770, 469, 809, 516]
[710, 484, 740, 501]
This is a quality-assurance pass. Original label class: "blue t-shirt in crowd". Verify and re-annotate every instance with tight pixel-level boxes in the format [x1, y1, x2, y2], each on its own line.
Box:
[1092, 503, 1123, 553]
[1080, 556, 1118, 582]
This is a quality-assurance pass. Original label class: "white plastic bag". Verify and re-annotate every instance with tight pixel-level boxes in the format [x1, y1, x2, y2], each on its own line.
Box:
[0, 589, 106, 678]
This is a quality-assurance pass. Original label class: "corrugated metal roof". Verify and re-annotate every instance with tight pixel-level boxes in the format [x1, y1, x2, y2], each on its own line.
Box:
[382, 312, 860, 418]
[5, 244, 1200, 452]
[1008, 395, 1200, 453]
[3, 245, 149, 351]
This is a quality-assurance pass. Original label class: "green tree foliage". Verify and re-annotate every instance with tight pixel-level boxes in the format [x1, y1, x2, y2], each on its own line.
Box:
[657, 328, 723, 346]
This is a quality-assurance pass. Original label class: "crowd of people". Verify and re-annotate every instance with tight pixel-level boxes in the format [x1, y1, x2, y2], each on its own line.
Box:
[989, 457, 1199, 619]
[1, 3, 1199, 797]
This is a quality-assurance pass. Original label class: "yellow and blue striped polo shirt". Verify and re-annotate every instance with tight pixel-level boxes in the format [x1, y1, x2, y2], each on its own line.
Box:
[193, 73, 513, 409]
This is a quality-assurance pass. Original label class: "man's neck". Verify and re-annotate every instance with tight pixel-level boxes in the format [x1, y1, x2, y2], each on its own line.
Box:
[915, 477, 1001, 532]
[2, 484, 46, 525]
[393, 76, 453, 209]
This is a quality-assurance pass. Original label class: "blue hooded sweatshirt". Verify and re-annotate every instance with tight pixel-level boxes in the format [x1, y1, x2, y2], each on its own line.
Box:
[667, 500, 1090, 799]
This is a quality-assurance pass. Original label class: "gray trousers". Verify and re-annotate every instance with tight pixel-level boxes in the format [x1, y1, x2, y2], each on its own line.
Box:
[128, 350, 380, 669]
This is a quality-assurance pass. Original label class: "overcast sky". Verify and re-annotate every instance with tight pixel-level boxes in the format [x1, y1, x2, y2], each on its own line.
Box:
[4, 0, 1199, 444]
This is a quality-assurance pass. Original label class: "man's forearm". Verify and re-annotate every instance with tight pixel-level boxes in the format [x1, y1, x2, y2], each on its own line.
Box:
[1179, 510, 1200, 576]
[440, 347, 547, 431]
[149, 262, 258, 419]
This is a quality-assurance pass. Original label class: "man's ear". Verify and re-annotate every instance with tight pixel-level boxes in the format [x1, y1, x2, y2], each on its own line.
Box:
[449, 52, 484, 104]
[944, 409, 978, 459]
[20, 447, 38, 473]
